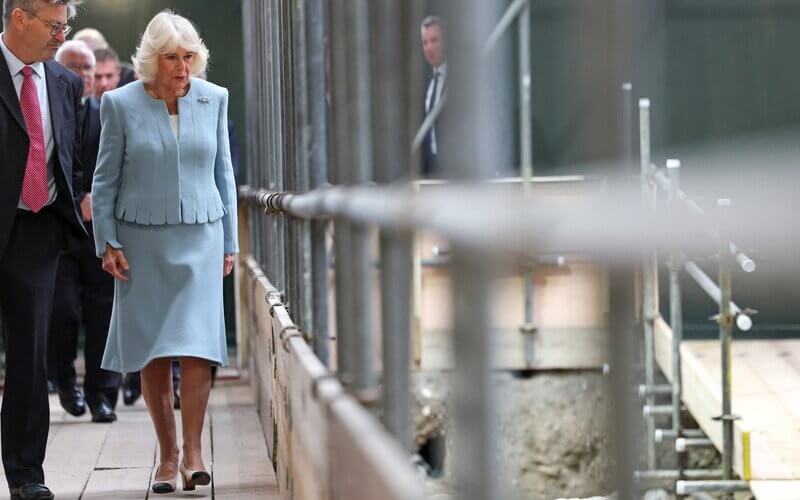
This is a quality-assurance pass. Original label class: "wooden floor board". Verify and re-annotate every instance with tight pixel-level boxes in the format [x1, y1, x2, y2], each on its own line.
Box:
[0, 380, 277, 499]
[96, 411, 155, 470]
[211, 405, 280, 499]
[42, 420, 112, 500]
[82, 467, 152, 499]
[655, 320, 800, 486]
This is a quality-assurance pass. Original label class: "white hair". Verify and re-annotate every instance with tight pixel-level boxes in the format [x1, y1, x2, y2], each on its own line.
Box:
[72, 27, 107, 51]
[132, 10, 209, 83]
[55, 39, 95, 65]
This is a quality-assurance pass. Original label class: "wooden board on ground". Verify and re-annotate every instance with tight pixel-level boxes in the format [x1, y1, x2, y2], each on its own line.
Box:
[750, 480, 800, 500]
[42, 420, 111, 499]
[95, 411, 155, 469]
[422, 327, 609, 370]
[654, 318, 800, 482]
[0, 379, 278, 499]
[419, 262, 610, 370]
[81, 467, 152, 500]
[211, 406, 280, 499]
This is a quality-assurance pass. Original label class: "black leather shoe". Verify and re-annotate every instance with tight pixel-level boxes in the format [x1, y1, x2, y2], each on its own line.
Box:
[9, 483, 54, 500]
[58, 383, 86, 417]
[89, 399, 117, 423]
[122, 372, 141, 406]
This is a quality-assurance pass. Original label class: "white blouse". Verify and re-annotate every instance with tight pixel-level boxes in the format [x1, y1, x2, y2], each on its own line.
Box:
[168, 114, 179, 139]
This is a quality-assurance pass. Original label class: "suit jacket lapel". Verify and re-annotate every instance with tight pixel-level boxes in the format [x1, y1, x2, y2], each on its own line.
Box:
[0, 50, 26, 132]
[45, 62, 67, 152]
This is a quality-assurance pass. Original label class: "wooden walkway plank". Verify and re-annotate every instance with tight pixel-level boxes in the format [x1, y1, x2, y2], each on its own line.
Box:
[750, 480, 800, 500]
[655, 319, 800, 484]
[41, 421, 112, 500]
[0, 381, 276, 499]
[81, 467, 152, 499]
[95, 410, 155, 470]
[211, 406, 280, 499]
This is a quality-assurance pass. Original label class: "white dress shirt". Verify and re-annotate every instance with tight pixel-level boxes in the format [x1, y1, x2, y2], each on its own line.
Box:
[0, 33, 57, 210]
[424, 62, 447, 155]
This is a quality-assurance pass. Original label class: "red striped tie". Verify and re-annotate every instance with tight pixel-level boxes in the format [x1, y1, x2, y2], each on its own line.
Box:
[19, 66, 49, 213]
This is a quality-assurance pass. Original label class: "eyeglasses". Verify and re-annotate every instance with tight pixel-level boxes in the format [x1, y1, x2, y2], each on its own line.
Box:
[24, 10, 72, 37]
[65, 63, 94, 72]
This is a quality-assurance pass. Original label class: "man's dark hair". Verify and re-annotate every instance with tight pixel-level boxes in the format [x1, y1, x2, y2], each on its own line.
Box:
[421, 15, 441, 31]
[94, 46, 120, 66]
[2, 0, 81, 28]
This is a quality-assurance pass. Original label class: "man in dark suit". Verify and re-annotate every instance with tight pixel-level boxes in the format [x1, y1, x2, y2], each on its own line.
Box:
[0, 1, 86, 498]
[49, 39, 120, 423]
[420, 15, 447, 177]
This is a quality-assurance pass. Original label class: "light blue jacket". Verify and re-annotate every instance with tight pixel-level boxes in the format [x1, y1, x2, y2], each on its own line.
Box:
[91, 78, 238, 257]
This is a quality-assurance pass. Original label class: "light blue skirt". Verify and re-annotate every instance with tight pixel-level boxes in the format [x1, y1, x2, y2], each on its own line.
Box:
[101, 219, 229, 373]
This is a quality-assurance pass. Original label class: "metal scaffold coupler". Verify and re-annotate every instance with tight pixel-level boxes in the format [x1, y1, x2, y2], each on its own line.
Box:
[711, 414, 741, 422]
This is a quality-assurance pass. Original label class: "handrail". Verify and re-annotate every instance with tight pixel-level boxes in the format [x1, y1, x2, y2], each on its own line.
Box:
[648, 163, 756, 274]
[238, 180, 716, 260]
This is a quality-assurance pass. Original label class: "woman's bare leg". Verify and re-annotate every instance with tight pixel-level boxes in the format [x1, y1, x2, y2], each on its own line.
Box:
[141, 358, 179, 479]
[179, 357, 212, 470]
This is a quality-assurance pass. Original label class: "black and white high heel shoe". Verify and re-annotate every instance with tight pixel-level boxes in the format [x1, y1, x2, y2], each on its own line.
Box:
[180, 459, 211, 491]
[152, 466, 177, 494]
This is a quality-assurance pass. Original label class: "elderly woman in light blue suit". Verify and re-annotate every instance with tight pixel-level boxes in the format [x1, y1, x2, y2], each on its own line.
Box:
[91, 11, 237, 494]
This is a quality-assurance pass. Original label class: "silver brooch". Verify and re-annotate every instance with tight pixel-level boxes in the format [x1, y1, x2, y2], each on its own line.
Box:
[198, 96, 211, 104]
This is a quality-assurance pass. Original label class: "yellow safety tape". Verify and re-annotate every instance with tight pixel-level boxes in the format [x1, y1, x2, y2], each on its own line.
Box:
[742, 431, 752, 481]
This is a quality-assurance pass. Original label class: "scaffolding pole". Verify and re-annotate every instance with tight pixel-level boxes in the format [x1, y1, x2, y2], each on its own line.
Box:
[716, 199, 737, 500]
[329, 0, 356, 386]
[639, 97, 658, 471]
[519, 1, 536, 365]
[305, 0, 330, 366]
[373, 0, 414, 448]
[667, 159, 687, 492]
[347, 0, 377, 397]
[445, 0, 504, 497]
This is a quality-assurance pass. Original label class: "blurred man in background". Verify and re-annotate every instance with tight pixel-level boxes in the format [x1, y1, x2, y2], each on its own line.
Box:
[91, 46, 119, 98]
[420, 16, 447, 177]
[74, 27, 135, 88]
[50, 39, 120, 423]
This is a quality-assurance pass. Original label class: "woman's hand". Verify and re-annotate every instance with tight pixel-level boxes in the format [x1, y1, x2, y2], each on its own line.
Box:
[80, 193, 93, 222]
[102, 244, 130, 281]
[223, 254, 235, 277]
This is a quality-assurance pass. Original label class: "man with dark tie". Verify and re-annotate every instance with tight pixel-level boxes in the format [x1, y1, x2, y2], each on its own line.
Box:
[420, 15, 447, 177]
[49, 39, 120, 423]
[0, 1, 86, 498]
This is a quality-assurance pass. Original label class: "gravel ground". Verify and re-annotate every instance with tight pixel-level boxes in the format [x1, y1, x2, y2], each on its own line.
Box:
[412, 370, 743, 500]
[413, 370, 614, 499]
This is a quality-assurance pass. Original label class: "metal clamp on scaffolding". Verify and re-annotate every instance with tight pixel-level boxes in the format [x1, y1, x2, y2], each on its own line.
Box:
[266, 191, 293, 215]
[278, 325, 306, 353]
